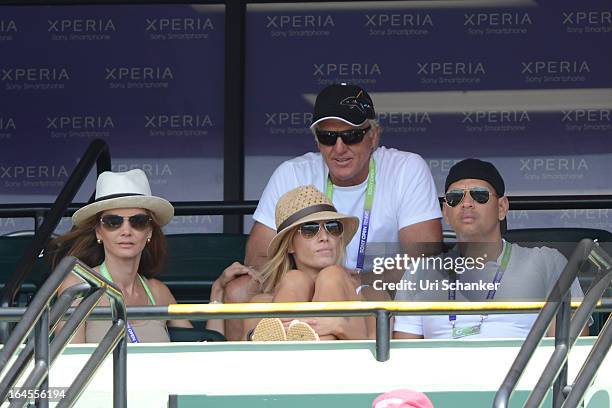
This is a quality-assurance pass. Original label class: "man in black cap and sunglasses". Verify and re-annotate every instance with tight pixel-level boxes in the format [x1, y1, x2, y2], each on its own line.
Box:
[217, 83, 442, 340]
[393, 158, 587, 339]
[442, 158, 508, 245]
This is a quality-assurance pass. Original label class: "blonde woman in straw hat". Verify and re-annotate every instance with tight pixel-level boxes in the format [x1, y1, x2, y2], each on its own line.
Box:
[209, 185, 372, 341]
[50, 169, 192, 343]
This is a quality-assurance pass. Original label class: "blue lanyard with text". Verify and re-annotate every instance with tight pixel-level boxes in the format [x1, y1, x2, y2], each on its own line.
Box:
[100, 262, 140, 344]
[326, 158, 376, 273]
[448, 241, 512, 328]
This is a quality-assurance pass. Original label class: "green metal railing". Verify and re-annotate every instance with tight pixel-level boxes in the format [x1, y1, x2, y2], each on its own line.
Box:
[494, 239, 612, 408]
[0, 257, 127, 408]
[0, 242, 609, 406]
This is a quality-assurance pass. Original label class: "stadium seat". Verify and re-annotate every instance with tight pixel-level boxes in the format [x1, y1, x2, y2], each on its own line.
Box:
[160, 233, 248, 303]
[502, 227, 612, 336]
[0, 236, 51, 306]
[502, 227, 612, 247]
[502, 227, 612, 292]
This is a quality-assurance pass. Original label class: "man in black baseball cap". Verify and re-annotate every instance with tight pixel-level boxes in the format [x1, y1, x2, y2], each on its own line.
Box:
[308, 83, 380, 187]
[394, 158, 589, 340]
[442, 158, 508, 243]
[219, 83, 443, 340]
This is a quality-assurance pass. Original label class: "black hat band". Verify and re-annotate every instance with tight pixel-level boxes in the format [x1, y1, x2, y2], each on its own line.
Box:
[277, 204, 337, 232]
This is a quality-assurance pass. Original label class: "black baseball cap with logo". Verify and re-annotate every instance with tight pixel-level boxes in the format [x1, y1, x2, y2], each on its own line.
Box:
[445, 158, 505, 196]
[310, 83, 376, 129]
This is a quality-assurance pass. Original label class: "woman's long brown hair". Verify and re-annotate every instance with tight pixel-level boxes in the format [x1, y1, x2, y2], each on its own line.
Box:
[47, 211, 167, 279]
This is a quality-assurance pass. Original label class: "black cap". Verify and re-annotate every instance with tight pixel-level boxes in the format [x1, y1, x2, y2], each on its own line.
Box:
[310, 83, 375, 129]
[445, 158, 505, 196]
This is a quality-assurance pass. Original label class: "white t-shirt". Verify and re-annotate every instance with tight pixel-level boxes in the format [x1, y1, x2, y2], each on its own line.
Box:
[393, 242, 586, 339]
[253, 146, 442, 270]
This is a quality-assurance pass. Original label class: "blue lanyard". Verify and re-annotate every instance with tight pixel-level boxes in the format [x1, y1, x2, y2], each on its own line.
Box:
[125, 324, 140, 344]
[326, 158, 376, 273]
[100, 262, 140, 344]
[448, 241, 512, 326]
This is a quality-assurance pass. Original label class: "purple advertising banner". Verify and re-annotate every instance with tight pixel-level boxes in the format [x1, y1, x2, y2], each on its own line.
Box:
[244, 0, 612, 231]
[1, 1, 611, 235]
[0, 4, 225, 233]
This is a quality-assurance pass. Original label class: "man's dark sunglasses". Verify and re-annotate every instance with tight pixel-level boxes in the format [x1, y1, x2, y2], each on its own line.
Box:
[298, 220, 344, 239]
[100, 214, 152, 231]
[315, 126, 371, 146]
[445, 187, 496, 207]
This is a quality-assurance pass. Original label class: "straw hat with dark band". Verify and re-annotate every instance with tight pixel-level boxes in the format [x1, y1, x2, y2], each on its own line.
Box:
[72, 169, 174, 227]
[267, 185, 359, 256]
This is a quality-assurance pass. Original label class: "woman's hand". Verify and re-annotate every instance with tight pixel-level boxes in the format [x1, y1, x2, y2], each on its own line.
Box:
[210, 262, 259, 302]
[219, 262, 258, 286]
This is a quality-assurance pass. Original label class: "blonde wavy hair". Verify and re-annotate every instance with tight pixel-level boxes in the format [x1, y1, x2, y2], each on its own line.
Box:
[259, 223, 348, 294]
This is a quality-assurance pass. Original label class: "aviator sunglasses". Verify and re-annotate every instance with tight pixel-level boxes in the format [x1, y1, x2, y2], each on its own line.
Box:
[445, 187, 496, 207]
[315, 126, 371, 146]
[100, 214, 152, 231]
[298, 220, 344, 239]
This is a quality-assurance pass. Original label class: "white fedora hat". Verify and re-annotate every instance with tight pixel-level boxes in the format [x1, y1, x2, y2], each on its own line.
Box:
[267, 185, 359, 257]
[72, 169, 174, 227]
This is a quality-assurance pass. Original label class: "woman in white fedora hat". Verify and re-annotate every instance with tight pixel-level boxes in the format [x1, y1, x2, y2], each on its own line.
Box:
[208, 185, 371, 341]
[50, 169, 191, 343]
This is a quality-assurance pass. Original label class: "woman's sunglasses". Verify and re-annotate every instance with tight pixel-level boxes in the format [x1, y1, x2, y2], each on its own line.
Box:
[445, 187, 496, 207]
[298, 220, 344, 239]
[315, 126, 371, 146]
[100, 214, 152, 231]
